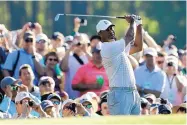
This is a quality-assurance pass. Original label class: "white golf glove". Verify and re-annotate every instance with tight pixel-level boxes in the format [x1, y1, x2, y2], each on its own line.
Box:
[132, 14, 142, 26]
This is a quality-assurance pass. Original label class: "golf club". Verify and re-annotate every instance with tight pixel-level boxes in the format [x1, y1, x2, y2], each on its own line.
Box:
[54, 13, 126, 21]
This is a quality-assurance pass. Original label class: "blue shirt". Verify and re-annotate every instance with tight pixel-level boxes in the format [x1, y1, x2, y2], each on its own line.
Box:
[0, 96, 40, 117]
[2, 49, 41, 85]
[134, 64, 166, 94]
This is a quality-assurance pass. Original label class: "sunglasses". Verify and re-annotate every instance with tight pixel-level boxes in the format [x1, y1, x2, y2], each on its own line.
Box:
[25, 38, 33, 43]
[52, 100, 60, 105]
[157, 61, 164, 64]
[11, 85, 19, 91]
[37, 40, 46, 44]
[76, 42, 82, 46]
[83, 104, 92, 109]
[40, 81, 50, 86]
[48, 58, 58, 62]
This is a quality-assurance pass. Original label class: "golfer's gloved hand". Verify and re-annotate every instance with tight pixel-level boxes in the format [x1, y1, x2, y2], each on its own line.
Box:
[132, 14, 142, 26]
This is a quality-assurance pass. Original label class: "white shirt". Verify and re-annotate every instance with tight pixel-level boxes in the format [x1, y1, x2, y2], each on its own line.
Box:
[64, 53, 88, 99]
[100, 39, 136, 88]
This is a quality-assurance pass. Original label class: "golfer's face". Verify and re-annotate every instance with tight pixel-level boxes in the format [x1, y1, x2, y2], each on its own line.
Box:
[101, 26, 116, 41]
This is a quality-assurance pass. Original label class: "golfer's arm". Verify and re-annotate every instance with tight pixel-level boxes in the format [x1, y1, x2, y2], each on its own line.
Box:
[124, 23, 135, 46]
[143, 89, 161, 98]
[129, 25, 143, 55]
[128, 55, 139, 70]
[72, 83, 99, 91]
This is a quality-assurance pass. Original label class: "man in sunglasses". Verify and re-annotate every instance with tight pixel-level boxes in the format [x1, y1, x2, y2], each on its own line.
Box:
[47, 93, 62, 117]
[38, 76, 55, 101]
[2, 24, 44, 85]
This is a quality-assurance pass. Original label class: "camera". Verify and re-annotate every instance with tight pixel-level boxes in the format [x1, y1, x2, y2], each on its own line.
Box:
[167, 62, 174, 67]
[29, 23, 35, 29]
[67, 103, 76, 113]
[28, 100, 34, 107]
[80, 19, 87, 26]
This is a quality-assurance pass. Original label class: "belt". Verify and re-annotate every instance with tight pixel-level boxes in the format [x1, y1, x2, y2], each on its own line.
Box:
[109, 87, 137, 91]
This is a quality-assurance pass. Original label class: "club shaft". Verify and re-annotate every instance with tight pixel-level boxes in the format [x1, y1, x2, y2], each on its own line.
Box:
[58, 13, 125, 19]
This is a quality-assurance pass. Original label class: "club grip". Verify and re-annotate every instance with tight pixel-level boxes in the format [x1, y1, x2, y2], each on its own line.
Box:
[116, 16, 126, 19]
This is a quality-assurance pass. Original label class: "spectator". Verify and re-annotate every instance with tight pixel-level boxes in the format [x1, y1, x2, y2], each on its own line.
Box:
[60, 37, 89, 99]
[14, 91, 47, 118]
[43, 52, 64, 93]
[176, 103, 186, 114]
[158, 104, 172, 114]
[156, 51, 167, 69]
[79, 94, 99, 116]
[161, 56, 187, 106]
[97, 91, 109, 116]
[90, 35, 101, 49]
[72, 43, 109, 96]
[50, 32, 64, 51]
[61, 99, 90, 117]
[162, 35, 176, 52]
[41, 100, 56, 118]
[135, 47, 167, 97]
[140, 98, 151, 115]
[0, 77, 21, 116]
[64, 35, 74, 47]
[38, 76, 55, 101]
[56, 91, 69, 103]
[35, 33, 49, 57]
[47, 93, 62, 117]
[19, 64, 40, 99]
[2, 27, 44, 85]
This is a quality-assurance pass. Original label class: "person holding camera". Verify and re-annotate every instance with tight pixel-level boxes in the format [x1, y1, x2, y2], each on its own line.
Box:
[61, 99, 90, 117]
[135, 47, 167, 98]
[14, 91, 48, 119]
[2, 23, 44, 85]
[161, 55, 187, 106]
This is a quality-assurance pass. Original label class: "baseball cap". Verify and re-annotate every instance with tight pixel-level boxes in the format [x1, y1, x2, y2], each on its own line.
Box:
[0, 77, 17, 89]
[144, 94, 156, 104]
[61, 99, 75, 110]
[47, 93, 61, 101]
[158, 104, 172, 114]
[38, 76, 55, 87]
[96, 20, 115, 33]
[41, 100, 54, 111]
[167, 49, 179, 58]
[15, 92, 31, 103]
[52, 32, 64, 41]
[65, 35, 74, 43]
[144, 47, 158, 57]
[79, 94, 98, 112]
[23, 31, 34, 40]
[36, 33, 48, 43]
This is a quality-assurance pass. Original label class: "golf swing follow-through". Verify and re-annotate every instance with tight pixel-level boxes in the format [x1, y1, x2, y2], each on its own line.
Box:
[55, 13, 143, 115]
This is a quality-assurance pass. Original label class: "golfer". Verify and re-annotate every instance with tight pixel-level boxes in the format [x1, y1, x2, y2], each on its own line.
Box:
[96, 15, 143, 115]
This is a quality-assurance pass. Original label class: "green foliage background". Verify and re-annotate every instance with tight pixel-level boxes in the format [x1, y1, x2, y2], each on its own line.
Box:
[0, 1, 186, 48]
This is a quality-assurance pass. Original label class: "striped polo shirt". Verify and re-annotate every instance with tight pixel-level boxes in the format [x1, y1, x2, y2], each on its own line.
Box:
[100, 39, 136, 88]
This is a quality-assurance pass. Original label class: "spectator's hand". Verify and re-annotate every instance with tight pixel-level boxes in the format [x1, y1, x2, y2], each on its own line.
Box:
[34, 23, 42, 34]
[18, 84, 28, 92]
[22, 22, 32, 32]
[74, 17, 81, 29]
[21, 100, 30, 117]
[0, 24, 8, 33]
[5, 85, 12, 98]
[28, 46, 36, 55]
[76, 103, 88, 116]
[63, 108, 75, 117]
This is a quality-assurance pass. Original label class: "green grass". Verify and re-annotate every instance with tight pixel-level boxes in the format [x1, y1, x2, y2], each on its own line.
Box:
[0, 114, 186, 124]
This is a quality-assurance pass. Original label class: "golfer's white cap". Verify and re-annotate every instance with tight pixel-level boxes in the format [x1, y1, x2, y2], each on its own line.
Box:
[96, 20, 115, 33]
